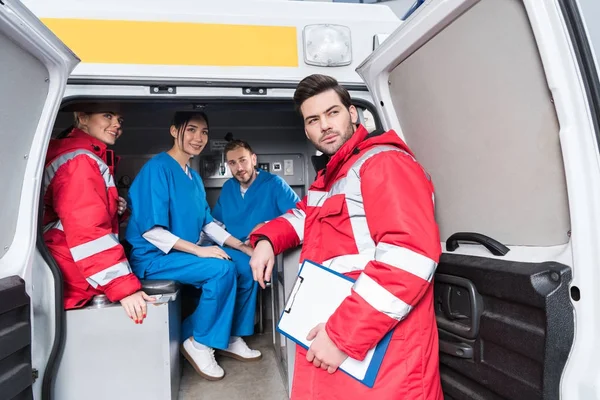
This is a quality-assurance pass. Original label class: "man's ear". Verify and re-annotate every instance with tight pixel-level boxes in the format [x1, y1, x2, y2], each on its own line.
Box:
[349, 105, 359, 125]
[251, 153, 257, 167]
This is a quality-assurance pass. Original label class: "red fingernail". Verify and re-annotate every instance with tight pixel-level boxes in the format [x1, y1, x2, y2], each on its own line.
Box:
[143, 314, 147, 318]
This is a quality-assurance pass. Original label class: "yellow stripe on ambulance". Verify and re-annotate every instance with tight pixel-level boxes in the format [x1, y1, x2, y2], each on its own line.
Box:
[41, 18, 299, 67]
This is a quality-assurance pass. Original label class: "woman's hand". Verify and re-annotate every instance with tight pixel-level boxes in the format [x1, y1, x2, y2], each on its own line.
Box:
[223, 235, 253, 257]
[239, 243, 254, 258]
[117, 196, 127, 216]
[120, 291, 156, 324]
[195, 245, 231, 260]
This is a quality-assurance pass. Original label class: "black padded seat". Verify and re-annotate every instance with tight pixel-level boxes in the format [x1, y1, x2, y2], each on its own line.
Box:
[140, 280, 181, 295]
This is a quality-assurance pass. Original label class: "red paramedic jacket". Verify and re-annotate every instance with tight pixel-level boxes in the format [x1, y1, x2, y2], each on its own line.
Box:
[251, 125, 443, 399]
[42, 128, 141, 309]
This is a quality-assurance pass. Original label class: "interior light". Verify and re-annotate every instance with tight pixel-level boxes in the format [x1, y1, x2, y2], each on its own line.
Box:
[303, 24, 352, 67]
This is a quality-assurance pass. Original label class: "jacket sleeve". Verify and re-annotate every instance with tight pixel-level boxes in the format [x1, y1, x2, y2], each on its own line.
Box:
[250, 195, 307, 254]
[52, 155, 141, 302]
[325, 151, 440, 361]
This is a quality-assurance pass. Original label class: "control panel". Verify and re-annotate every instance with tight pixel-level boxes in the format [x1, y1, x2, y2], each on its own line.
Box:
[253, 154, 305, 186]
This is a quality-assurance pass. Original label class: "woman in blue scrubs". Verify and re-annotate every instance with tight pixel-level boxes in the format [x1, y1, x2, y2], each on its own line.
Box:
[125, 111, 260, 381]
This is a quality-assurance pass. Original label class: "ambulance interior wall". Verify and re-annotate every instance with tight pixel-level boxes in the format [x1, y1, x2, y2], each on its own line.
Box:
[387, 0, 571, 246]
[52, 100, 317, 333]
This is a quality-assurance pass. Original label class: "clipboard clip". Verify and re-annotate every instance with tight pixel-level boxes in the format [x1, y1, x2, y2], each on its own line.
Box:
[284, 276, 304, 314]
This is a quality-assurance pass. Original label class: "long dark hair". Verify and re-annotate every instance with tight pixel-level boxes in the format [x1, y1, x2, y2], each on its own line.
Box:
[171, 111, 210, 148]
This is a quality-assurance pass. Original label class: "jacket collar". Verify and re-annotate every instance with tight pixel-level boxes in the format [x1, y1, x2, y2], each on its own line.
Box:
[67, 128, 107, 155]
[327, 124, 369, 168]
[311, 124, 369, 174]
[313, 124, 415, 185]
[318, 124, 370, 183]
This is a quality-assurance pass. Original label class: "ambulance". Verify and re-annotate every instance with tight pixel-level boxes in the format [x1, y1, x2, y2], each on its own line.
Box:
[0, 0, 599, 399]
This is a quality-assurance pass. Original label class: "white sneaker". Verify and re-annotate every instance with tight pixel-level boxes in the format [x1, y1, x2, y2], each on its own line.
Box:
[181, 338, 225, 381]
[217, 337, 262, 362]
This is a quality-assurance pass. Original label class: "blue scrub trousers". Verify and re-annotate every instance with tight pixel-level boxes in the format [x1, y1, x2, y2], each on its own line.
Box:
[144, 249, 257, 350]
[223, 248, 259, 338]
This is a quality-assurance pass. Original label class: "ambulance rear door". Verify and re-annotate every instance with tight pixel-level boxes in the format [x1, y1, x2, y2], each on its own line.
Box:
[357, 0, 600, 398]
[0, 0, 78, 399]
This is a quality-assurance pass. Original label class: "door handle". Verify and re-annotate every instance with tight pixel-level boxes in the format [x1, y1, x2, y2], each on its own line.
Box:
[435, 274, 483, 339]
[439, 340, 473, 359]
[441, 286, 468, 320]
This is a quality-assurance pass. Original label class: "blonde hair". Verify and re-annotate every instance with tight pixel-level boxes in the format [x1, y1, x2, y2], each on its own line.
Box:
[73, 112, 86, 129]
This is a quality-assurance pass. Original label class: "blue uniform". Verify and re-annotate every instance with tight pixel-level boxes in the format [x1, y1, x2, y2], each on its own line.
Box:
[125, 152, 254, 349]
[212, 170, 300, 242]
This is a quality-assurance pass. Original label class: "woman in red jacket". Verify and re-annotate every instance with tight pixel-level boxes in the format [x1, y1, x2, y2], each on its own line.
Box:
[42, 104, 153, 324]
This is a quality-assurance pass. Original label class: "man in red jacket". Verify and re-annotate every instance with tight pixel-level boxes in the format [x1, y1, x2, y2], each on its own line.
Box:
[43, 104, 152, 323]
[249, 74, 443, 399]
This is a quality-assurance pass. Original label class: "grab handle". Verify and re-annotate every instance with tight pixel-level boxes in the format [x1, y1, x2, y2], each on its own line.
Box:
[446, 232, 509, 256]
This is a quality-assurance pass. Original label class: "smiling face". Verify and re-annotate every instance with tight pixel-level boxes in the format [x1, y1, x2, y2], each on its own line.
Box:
[76, 112, 124, 145]
[300, 89, 358, 156]
[170, 116, 209, 157]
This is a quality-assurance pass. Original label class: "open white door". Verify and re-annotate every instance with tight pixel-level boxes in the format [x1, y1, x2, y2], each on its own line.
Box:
[357, 0, 600, 399]
[0, 0, 78, 399]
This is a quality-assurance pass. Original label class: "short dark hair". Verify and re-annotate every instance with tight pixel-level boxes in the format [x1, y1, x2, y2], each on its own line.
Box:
[224, 139, 254, 157]
[293, 74, 352, 115]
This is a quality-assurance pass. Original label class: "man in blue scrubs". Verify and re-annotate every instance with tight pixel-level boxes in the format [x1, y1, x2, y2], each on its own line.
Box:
[212, 140, 300, 242]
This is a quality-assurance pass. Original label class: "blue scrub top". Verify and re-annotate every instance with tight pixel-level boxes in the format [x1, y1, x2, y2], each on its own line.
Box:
[212, 169, 300, 242]
[125, 152, 213, 274]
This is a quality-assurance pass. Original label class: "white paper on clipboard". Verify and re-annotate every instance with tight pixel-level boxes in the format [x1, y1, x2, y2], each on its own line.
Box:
[277, 260, 381, 382]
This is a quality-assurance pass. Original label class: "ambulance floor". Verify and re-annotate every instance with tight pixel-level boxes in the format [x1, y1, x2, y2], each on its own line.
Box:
[178, 333, 288, 400]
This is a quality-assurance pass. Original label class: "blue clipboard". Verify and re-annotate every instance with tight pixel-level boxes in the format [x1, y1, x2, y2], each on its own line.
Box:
[276, 259, 393, 388]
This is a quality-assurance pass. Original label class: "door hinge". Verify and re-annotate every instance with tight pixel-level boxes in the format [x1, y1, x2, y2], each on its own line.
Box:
[32, 368, 39, 382]
[242, 87, 267, 95]
[150, 85, 176, 95]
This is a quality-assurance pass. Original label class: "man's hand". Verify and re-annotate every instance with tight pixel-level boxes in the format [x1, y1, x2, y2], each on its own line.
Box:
[306, 323, 348, 374]
[117, 196, 127, 216]
[249, 240, 275, 289]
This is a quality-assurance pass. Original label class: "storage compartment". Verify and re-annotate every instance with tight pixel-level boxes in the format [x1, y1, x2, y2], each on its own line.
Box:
[54, 286, 181, 400]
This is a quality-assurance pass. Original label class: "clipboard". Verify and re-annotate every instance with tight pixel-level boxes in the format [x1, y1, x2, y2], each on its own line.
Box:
[276, 259, 393, 388]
